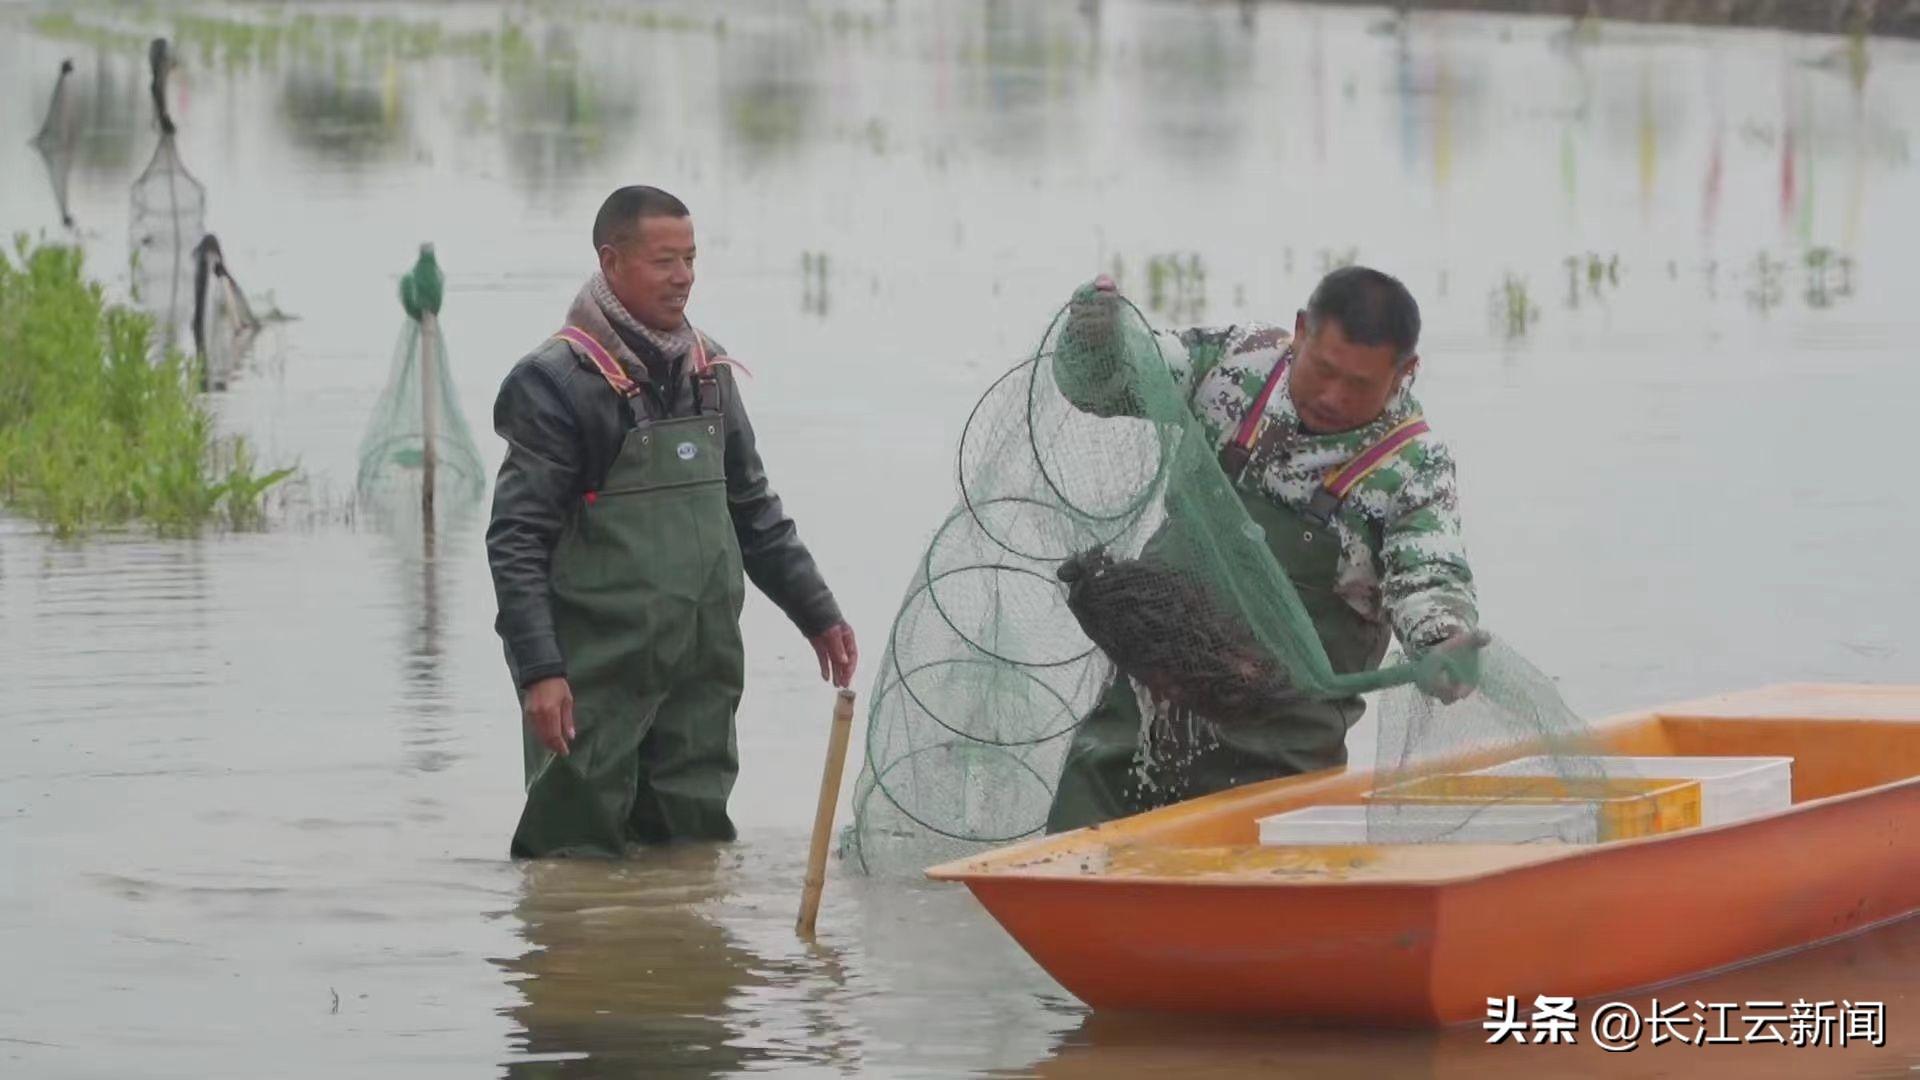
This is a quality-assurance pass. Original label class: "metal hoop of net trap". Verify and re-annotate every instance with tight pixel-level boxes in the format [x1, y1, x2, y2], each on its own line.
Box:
[956, 309, 1173, 564]
[845, 286, 1611, 875]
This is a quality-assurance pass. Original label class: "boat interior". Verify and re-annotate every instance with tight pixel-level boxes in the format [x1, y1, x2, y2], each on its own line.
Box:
[927, 684, 1920, 887]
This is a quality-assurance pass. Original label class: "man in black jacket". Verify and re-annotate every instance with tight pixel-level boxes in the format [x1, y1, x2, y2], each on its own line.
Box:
[486, 185, 857, 857]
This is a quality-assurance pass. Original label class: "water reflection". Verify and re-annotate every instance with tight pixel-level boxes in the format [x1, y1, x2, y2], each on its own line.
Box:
[1387, 19, 1487, 198]
[63, 53, 147, 183]
[494, 849, 1025, 1077]
[1011, 1011, 1441, 1079]
[278, 54, 407, 164]
[1393, 18, 1419, 180]
[719, 34, 820, 166]
[1555, 24, 1593, 226]
[374, 503, 480, 777]
[24, 533, 216, 725]
[1309, 14, 1327, 165]
[1703, 109, 1725, 239]
[496, 848, 772, 1078]
[497, 26, 645, 195]
[1637, 61, 1657, 221]
[1134, 10, 1251, 162]
[1432, 31, 1454, 196]
[1782, 64, 1804, 235]
[956, 0, 1085, 158]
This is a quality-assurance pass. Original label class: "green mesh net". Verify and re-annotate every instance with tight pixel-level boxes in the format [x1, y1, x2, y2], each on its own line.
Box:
[1363, 643, 1610, 844]
[354, 244, 486, 523]
[845, 286, 1613, 874]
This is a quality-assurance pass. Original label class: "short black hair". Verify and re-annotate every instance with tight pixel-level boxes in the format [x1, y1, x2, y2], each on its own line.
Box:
[592, 185, 690, 250]
[1304, 266, 1421, 362]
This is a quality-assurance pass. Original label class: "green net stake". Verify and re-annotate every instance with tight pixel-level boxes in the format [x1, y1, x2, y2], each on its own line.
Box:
[403, 243, 442, 529]
[420, 308, 439, 529]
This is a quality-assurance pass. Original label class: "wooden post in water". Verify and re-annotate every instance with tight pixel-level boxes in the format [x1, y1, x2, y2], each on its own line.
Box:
[418, 309, 439, 529]
[798, 689, 857, 939]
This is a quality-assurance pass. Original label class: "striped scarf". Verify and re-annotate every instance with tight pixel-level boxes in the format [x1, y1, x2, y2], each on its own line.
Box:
[590, 271, 694, 360]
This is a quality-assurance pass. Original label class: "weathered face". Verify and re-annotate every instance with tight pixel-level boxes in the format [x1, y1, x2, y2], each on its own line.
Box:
[598, 214, 696, 330]
[1286, 312, 1416, 434]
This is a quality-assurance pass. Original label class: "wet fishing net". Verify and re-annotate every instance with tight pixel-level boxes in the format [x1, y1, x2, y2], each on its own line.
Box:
[845, 285, 1615, 875]
[191, 235, 258, 392]
[31, 59, 78, 228]
[1358, 644, 1616, 846]
[130, 39, 205, 355]
[355, 244, 487, 523]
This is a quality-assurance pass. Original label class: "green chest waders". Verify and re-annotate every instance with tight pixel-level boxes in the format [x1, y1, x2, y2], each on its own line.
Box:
[511, 328, 748, 857]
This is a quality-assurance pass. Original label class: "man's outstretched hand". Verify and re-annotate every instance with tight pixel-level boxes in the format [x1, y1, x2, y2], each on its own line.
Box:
[1067, 273, 1121, 331]
[1419, 628, 1493, 705]
[810, 622, 859, 689]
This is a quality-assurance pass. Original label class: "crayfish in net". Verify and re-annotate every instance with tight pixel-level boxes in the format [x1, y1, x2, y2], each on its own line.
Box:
[1056, 546, 1298, 726]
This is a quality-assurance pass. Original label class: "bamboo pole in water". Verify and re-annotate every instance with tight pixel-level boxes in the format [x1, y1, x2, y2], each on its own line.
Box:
[798, 689, 857, 938]
[418, 310, 439, 526]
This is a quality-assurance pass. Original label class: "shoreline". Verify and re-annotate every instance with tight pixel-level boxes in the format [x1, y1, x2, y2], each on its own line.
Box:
[1262, 0, 1916, 40]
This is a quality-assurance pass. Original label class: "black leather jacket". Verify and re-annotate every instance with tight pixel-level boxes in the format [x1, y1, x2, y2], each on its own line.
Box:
[485, 330, 842, 689]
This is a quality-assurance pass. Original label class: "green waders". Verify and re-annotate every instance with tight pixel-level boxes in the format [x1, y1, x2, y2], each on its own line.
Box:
[1043, 485, 1393, 834]
[511, 404, 746, 858]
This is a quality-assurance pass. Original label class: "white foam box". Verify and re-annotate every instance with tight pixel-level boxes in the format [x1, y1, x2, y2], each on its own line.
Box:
[1469, 755, 1793, 827]
[1256, 802, 1599, 846]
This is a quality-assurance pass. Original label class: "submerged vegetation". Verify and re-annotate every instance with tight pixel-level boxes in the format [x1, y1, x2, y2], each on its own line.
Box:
[32, 8, 519, 72]
[800, 250, 831, 316]
[28, 3, 737, 75]
[1106, 252, 1210, 323]
[1491, 272, 1540, 339]
[0, 238, 292, 537]
[1144, 252, 1207, 324]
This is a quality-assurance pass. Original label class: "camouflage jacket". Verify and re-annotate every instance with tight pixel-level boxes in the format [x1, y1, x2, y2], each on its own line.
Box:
[1158, 322, 1477, 652]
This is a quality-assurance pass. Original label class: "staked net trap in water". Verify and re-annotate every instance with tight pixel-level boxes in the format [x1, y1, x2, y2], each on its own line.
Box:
[845, 286, 1612, 875]
[130, 39, 206, 355]
[355, 244, 486, 523]
[191, 234, 260, 392]
[31, 58, 78, 228]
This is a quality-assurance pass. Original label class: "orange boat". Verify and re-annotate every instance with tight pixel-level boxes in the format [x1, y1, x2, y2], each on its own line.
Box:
[926, 683, 1920, 1026]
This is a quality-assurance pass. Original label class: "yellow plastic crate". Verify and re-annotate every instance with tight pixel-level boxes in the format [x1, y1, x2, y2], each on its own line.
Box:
[1364, 774, 1703, 841]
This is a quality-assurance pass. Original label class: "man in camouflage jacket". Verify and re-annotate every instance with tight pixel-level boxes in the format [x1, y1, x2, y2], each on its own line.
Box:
[1045, 266, 1483, 832]
[1155, 303, 1476, 654]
